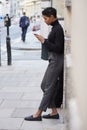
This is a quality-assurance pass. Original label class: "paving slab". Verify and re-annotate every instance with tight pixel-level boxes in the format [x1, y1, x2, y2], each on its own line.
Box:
[0, 86, 41, 92]
[22, 92, 42, 100]
[0, 99, 3, 105]
[0, 100, 40, 109]
[0, 92, 23, 100]
[0, 118, 23, 130]
[21, 121, 43, 130]
[0, 108, 14, 117]
[11, 108, 37, 118]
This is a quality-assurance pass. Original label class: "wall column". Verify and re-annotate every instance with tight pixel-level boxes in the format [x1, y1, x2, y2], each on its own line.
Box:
[40, 0, 51, 37]
[71, 0, 87, 130]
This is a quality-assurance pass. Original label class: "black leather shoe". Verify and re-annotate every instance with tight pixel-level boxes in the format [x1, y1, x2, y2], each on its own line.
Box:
[42, 113, 59, 119]
[24, 115, 42, 121]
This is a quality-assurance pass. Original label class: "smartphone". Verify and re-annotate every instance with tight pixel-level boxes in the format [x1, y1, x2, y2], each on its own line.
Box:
[34, 33, 39, 36]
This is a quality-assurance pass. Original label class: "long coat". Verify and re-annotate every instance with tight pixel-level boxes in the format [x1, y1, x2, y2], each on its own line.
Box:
[39, 19, 64, 111]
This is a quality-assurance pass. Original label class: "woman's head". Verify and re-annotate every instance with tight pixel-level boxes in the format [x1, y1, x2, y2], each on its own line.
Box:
[42, 7, 57, 25]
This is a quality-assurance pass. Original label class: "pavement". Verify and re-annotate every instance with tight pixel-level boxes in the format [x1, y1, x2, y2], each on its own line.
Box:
[0, 31, 66, 130]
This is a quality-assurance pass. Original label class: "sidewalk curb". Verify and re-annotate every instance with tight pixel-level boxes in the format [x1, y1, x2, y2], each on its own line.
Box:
[12, 47, 41, 51]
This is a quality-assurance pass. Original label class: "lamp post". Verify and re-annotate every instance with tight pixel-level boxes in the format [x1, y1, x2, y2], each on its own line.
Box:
[4, 13, 12, 65]
[4, 0, 12, 65]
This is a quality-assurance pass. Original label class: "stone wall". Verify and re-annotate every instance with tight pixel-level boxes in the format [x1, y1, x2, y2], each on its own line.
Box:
[53, 0, 64, 17]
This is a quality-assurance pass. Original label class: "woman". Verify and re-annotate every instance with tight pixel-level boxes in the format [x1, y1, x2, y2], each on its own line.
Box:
[24, 7, 64, 121]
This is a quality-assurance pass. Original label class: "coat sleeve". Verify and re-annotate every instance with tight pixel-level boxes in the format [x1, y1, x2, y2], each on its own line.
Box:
[19, 17, 22, 27]
[44, 27, 64, 54]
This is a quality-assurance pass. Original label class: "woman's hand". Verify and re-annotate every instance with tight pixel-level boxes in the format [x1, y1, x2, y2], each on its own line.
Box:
[34, 34, 45, 43]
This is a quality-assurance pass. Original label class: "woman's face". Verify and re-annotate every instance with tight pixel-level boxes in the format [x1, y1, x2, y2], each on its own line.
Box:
[43, 15, 54, 25]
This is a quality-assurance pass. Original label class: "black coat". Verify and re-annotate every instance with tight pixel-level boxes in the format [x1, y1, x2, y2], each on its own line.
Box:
[42, 19, 64, 108]
[44, 19, 64, 55]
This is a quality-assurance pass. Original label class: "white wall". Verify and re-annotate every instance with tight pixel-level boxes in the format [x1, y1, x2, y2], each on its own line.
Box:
[40, 1, 51, 38]
[71, 0, 87, 130]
